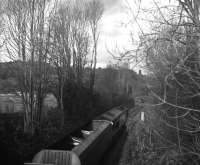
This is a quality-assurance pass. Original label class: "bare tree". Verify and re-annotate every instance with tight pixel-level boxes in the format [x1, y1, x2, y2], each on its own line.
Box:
[50, 0, 90, 126]
[50, 2, 71, 126]
[116, 0, 200, 163]
[70, 1, 90, 85]
[0, 0, 5, 58]
[5, 0, 54, 134]
[85, 0, 104, 94]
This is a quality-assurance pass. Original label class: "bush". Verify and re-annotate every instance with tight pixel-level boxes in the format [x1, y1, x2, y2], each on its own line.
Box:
[63, 81, 92, 118]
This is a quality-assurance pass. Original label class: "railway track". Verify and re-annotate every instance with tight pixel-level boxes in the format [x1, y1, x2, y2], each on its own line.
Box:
[24, 106, 130, 165]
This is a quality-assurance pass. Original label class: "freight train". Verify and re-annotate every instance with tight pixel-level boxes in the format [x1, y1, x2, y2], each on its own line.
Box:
[25, 106, 129, 165]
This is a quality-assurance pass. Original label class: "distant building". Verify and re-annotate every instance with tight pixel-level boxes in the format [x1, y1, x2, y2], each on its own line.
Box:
[0, 94, 23, 113]
[118, 61, 130, 69]
[139, 70, 142, 75]
[106, 61, 130, 70]
[0, 93, 57, 114]
[117, 69, 135, 98]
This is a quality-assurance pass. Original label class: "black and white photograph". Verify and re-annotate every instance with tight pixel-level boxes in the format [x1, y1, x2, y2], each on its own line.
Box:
[0, 0, 200, 164]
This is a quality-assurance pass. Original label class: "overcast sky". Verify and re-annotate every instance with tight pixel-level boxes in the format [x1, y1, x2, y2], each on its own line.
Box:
[1, 0, 174, 71]
[97, 0, 175, 69]
[96, 0, 153, 68]
[97, 0, 132, 68]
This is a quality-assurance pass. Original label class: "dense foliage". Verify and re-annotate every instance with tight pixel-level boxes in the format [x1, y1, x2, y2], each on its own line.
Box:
[0, 62, 136, 162]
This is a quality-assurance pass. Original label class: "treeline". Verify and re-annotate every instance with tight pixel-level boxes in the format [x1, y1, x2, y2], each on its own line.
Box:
[0, 61, 136, 110]
[0, 62, 136, 161]
[0, 0, 105, 135]
[0, 60, 136, 133]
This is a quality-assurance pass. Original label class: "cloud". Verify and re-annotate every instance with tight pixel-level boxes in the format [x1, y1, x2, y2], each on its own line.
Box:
[96, 0, 136, 66]
[101, 0, 120, 9]
[101, 0, 124, 14]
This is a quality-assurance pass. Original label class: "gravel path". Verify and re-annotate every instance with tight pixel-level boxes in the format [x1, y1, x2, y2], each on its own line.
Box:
[117, 105, 142, 165]
[117, 95, 175, 165]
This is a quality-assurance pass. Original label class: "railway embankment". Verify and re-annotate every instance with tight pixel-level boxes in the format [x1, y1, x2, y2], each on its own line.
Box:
[118, 96, 154, 165]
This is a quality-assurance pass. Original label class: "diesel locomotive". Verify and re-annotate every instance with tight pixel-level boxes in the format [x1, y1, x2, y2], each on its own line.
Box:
[25, 107, 129, 165]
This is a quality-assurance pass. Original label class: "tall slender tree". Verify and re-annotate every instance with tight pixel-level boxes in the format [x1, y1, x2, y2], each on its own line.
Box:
[5, 0, 54, 134]
[50, 0, 90, 126]
[85, 0, 104, 94]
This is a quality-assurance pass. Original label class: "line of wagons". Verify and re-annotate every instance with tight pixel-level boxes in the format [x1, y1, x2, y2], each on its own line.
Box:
[24, 106, 129, 165]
